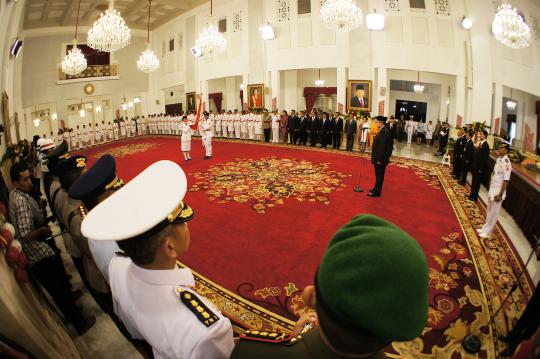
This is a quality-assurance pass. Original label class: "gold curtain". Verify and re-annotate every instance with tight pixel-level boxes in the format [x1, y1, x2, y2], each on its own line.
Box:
[0, 255, 81, 358]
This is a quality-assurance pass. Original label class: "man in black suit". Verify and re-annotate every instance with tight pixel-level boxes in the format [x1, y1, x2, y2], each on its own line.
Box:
[287, 110, 298, 144]
[387, 116, 397, 142]
[469, 129, 490, 201]
[368, 116, 394, 197]
[452, 127, 467, 179]
[299, 111, 310, 146]
[436, 122, 450, 156]
[460, 130, 474, 185]
[309, 111, 320, 147]
[332, 112, 344, 149]
[351, 84, 369, 109]
[320, 113, 332, 148]
[344, 113, 357, 151]
[369, 116, 393, 197]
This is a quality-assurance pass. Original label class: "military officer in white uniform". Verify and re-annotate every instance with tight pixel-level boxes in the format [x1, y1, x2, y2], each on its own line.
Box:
[477, 141, 512, 239]
[200, 112, 214, 159]
[81, 161, 234, 359]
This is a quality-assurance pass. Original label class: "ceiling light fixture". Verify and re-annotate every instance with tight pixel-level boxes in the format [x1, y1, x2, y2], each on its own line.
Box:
[413, 72, 424, 93]
[137, 0, 160, 73]
[259, 24, 276, 40]
[87, 0, 131, 52]
[461, 16, 473, 29]
[194, 0, 227, 57]
[366, 9, 384, 30]
[506, 88, 517, 110]
[492, 3, 531, 49]
[315, 69, 325, 87]
[61, 0, 87, 76]
[320, 0, 363, 32]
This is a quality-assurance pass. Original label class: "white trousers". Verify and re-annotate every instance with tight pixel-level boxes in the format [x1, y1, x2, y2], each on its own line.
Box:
[272, 128, 279, 143]
[407, 130, 413, 144]
[203, 137, 212, 157]
[481, 199, 502, 236]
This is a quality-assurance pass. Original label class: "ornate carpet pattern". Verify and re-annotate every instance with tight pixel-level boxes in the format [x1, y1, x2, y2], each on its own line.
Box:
[189, 157, 350, 214]
[91, 142, 160, 159]
[79, 137, 533, 358]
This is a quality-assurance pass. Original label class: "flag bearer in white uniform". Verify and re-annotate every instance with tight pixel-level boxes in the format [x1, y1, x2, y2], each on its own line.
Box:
[247, 111, 255, 140]
[477, 141, 512, 239]
[62, 128, 71, 150]
[120, 119, 127, 139]
[200, 112, 214, 159]
[180, 116, 194, 161]
[233, 110, 241, 139]
[227, 111, 235, 139]
[113, 120, 120, 141]
[80, 161, 235, 359]
[240, 112, 248, 140]
[221, 111, 228, 138]
[94, 122, 102, 145]
[254, 111, 263, 141]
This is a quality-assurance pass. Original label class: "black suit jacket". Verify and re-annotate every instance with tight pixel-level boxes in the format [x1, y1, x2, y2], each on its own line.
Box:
[345, 119, 357, 136]
[473, 141, 490, 173]
[387, 123, 397, 139]
[454, 135, 466, 158]
[321, 118, 332, 133]
[333, 117, 344, 134]
[371, 126, 393, 166]
[462, 139, 474, 164]
[287, 115, 297, 130]
[309, 117, 320, 132]
[351, 97, 369, 108]
[299, 117, 310, 132]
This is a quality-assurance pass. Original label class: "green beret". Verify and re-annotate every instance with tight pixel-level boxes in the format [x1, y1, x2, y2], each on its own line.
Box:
[317, 214, 428, 342]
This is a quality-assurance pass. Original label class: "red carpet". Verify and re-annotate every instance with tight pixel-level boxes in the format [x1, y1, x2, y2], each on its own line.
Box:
[81, 136, 533, 358]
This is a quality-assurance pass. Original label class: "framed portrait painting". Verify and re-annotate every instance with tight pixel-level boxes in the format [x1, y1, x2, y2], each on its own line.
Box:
[247, 84, 264, 109]
[347, 80, 372, 112]
[186, 92, 196, 112]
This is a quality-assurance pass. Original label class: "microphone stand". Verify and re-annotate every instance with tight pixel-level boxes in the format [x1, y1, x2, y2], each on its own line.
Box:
[354, 151, 364, 193]
[462, 235, 540, 354]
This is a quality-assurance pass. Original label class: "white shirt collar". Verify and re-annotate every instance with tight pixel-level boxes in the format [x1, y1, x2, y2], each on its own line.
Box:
[130, 262, 195, 287]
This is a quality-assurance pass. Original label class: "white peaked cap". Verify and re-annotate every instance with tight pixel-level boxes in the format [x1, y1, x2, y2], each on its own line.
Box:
[81, 160, 191, 241]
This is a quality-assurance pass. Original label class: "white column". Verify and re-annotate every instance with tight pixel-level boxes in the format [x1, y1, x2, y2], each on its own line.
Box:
[375, 67, 388, 116]
[453, 75, 466, 126]
[225, 77, 236, 111]
[337, 66, 347, 113]
[492, 83, 503, 135]
[200, 80, 209, 112]
[241, 73, 249, 111]
[270, 70, 280, 110]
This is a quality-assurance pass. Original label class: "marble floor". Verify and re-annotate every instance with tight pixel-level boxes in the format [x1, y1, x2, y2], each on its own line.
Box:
[57, 139, 538, 358]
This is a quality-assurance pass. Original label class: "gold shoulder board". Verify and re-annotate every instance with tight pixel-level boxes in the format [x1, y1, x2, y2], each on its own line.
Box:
[176, 288, 220, 327]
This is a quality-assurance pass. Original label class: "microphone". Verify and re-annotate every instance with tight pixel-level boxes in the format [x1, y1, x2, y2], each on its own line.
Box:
[462, 234, 540, 354]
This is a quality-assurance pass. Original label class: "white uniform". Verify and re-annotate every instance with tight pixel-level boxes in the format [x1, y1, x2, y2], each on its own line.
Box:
[181, 122, 194, 152]
[480, 155, 512, 236]
[109, 257, 234, 359]
[227, 115, 235, 138]
[200, 119, 214, 157]
[271, 114, 280, 143]
[215, 115, 222, 137]
[94, 124, 102, 144]
[254, 114, 262, 138]
[426, 123, 434, 140]
[360, 123, 370, 143]
[233, 114, 241, 139]
[113, 122, 120, 140]
[247, 114, 255, 140]
[120, 121, 127, 138]
[406, 120, 414, 144]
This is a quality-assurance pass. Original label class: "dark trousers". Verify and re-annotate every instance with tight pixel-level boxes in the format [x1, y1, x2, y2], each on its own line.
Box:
[29, 256, 86, 329]
[452, 156, 462, 178]
[372, 164, 387, 195]
[469, 170, 484, 200]
[320, 132, 328, 147]
[346, 135, 355, 151]
[333, 133, 342, 149]
[310, 131, 319, 146]
[264, 129, 271, 142]
[506, 285, 540, 347]
[292, 131, 299, 144]
[460, 162, 470, 184]
[300, 132, 308, 145]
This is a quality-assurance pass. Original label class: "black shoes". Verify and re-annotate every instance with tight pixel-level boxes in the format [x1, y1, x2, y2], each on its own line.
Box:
[204, 156, 212, 160]
[368, 191, 380, 197]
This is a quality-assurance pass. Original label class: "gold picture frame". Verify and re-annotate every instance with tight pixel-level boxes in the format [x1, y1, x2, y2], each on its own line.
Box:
[347, 80, 372, 113]
[186, 92, 196, 112]
[247, 84, 264, 109]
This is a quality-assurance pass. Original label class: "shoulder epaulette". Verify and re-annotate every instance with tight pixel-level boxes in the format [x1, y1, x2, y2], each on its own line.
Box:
[176, 287, 220, 327]
[239, 330, 300, 346]
[79, 205, 88, 219]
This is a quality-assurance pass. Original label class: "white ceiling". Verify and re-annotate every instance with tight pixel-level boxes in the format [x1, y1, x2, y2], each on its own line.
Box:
[23, 0, 207, 30]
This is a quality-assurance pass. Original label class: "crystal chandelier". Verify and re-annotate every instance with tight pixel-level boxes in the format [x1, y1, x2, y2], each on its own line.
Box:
[137, 0, 159, 73]
[87, 0, 131, 52]
[315, 69, 325, 87]
[194, 0, 227, 56]
[413, 72, 424, 93]
[320, 0, 363, 31]
[62, 0, 87, 76]
[506, 88, 517, 110]
[492, 3, 531, 49]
